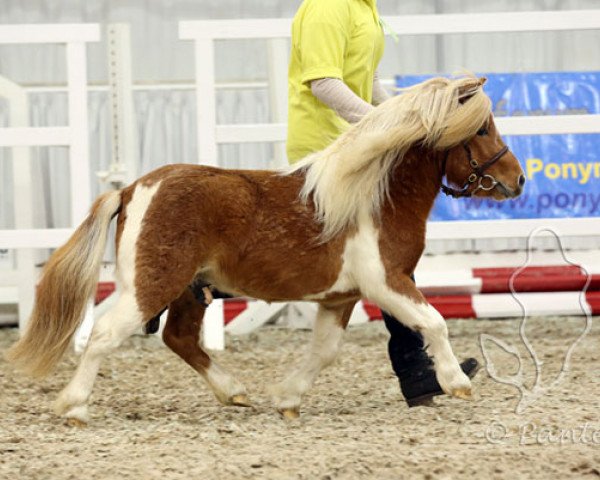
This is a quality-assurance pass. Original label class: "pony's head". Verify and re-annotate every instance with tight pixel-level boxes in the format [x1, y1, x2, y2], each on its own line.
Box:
[441, 103, 525, 200]
[289, 74, 525, 239]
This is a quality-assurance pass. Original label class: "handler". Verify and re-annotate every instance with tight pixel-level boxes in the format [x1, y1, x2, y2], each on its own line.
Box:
[287, 0, 479, 406]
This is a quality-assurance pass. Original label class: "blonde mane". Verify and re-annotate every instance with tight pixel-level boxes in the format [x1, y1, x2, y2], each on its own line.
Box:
[287, 75, 492, 240]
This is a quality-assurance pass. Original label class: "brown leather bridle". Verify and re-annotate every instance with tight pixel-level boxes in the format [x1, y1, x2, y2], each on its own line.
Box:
[440, 143, 510, 198]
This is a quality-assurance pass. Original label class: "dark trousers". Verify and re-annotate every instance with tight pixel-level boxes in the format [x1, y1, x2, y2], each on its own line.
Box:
[382, 274, 425, 378]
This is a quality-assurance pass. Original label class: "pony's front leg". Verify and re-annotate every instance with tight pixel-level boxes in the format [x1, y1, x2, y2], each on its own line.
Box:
[368, 275, 472, 400]
[269, 302, 355, 419]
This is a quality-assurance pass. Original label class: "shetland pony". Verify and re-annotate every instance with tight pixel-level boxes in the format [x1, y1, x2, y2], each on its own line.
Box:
[6, 76, 524, 424]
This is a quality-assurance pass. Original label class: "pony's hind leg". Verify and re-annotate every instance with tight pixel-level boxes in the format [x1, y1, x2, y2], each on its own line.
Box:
[269, 302, 355, 419]
[162, 288, 249, 407]
[368, 275, 472, 400]
[54, 292, 143, 425]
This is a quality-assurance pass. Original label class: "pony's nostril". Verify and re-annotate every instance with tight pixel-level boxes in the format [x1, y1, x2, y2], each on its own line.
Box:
[518, 174, 526, 187]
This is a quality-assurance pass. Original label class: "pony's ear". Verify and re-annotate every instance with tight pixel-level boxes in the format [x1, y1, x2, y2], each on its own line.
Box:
[458, 77, 485, 104]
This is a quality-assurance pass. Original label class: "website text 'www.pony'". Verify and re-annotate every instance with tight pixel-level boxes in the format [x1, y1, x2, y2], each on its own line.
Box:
[464, 192, 600, 215]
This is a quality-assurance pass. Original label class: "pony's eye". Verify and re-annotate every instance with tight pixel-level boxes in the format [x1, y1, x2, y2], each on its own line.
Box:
[477, 127, 488, 136]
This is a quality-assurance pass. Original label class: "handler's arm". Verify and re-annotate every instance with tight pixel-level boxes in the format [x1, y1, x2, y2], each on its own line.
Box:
[372, 71, 390, 106]
[310, 70, 390, 123]
[310, 77, 373, 124]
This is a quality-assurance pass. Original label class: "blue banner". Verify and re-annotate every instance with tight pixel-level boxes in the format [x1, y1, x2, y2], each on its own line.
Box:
[395, 72, 600, 221]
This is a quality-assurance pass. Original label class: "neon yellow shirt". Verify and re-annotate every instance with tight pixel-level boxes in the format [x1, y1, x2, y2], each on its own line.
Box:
[286, 0, 385, 163]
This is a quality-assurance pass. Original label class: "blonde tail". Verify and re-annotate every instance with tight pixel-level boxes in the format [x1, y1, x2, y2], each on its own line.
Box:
[5, 190, 122, 377]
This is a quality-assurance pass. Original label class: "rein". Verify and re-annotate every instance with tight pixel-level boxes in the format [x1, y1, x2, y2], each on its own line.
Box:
[439, 143, 509, 198]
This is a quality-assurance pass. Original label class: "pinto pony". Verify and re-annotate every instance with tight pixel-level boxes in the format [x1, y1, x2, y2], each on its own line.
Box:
[6, 76, 524, 424]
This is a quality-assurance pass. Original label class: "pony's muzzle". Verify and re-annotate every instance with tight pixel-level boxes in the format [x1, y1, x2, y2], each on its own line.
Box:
[497, 175, 524, 198]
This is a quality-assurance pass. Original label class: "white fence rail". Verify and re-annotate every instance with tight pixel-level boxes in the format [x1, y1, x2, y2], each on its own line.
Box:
[0, 77, 35, 325]
[0, 23, 100, 329]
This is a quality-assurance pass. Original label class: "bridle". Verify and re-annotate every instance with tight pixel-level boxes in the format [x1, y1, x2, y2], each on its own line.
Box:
[439, 143, 509, 198]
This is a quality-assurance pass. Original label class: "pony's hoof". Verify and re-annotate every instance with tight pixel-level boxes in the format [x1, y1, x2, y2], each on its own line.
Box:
[278, 408, 300, 420]
[65, 417, 87, 428]
[230, 394, 252, 407]
[55, 400, 89, 424]
[451, 387, 473, 400]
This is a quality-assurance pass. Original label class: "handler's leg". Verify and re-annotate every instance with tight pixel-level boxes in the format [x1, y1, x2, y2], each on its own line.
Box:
[270, 302, 355, 419]
[371, 275, 473, 400]
[162, 288, 249, 407]
[383, 273, 478, 406]
[383, 312, 479, 406]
